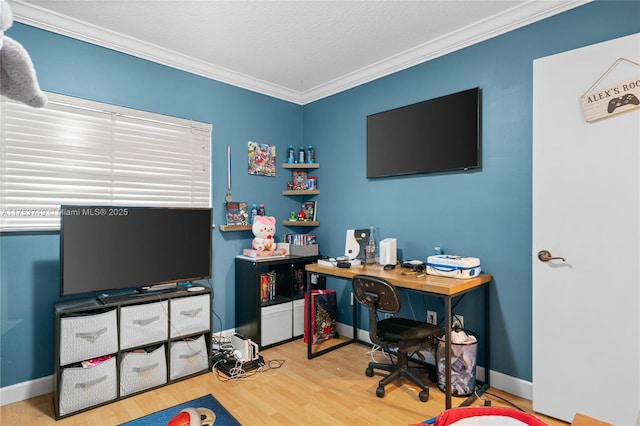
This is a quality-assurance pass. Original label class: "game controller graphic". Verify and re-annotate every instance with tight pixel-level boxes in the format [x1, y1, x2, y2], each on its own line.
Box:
[607, 93, 640, 113]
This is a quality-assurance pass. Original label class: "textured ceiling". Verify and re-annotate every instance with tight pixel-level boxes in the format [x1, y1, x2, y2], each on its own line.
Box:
[11, 0, 588, 104]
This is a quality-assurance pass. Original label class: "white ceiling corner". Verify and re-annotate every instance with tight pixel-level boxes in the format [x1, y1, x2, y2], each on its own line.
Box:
[11, 0, 590, 105]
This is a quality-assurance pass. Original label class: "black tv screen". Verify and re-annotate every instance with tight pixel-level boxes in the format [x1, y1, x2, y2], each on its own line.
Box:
[367, 87, 481, 178]
[60, 206, 212, 297]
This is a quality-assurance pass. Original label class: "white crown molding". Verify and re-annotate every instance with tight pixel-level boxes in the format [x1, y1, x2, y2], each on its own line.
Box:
[10, 0, 304, 104]
[12, 0, 589, 105]
[302, 0, 591, 104]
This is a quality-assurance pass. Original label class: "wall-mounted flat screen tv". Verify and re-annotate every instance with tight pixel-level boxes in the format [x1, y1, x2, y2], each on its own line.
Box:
[367, 87, 481, 178]
[60, 206, 212, 297]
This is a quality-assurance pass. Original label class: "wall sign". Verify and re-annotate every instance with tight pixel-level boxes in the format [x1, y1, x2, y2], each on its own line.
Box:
[581, 58, 640, 123]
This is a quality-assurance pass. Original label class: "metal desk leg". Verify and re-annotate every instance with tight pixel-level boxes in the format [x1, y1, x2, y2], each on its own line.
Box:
[352, 286, 358, 341]
[306, 270, 313, 359]
[444, 295, 452, 409]
[460, 283, 491, 406]
[484, 282, 490, 387]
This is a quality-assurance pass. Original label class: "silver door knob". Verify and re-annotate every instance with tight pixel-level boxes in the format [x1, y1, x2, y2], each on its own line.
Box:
[538, 250, 565, 262]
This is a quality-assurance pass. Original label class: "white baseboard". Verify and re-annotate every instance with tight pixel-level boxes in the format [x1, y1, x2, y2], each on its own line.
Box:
[487, 369, 533, 400]
[0, 325, 533, 406]
[0, 375, 53, 407]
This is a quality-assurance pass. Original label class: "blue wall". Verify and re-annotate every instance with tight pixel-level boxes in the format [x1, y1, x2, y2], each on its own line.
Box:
[0, 23, 304, 387]
[1, 1, 638, 388]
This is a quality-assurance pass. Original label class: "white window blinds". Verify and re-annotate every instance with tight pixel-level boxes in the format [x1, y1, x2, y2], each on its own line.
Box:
[0, 93, 212, 231]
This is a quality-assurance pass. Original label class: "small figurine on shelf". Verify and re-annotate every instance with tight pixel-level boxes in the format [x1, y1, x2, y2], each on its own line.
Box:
[289, 211, 297, 221]
[297, 210, 306, 221]
[287, 181, 294, 190]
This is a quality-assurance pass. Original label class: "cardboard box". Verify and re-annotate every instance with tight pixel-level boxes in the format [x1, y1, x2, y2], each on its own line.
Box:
[290, 244, 319, 257]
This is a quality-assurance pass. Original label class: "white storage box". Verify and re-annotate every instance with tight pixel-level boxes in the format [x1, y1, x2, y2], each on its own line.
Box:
[426, 255, 481, 279]
[120, 301, 168, 349]
[59, 309, 118, 365]
[59, 356, 117, 416]
[169, 335, 208, 380]
[120, 345, 167, 396]
[169, 295, 211, 338]
[261, 302, 293, 346]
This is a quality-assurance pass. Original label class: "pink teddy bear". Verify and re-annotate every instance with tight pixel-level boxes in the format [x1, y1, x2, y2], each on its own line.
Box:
[252, 215, 276, 251]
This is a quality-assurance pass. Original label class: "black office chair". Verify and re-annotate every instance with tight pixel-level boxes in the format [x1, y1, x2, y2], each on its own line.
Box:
[352, 274, 442, 402]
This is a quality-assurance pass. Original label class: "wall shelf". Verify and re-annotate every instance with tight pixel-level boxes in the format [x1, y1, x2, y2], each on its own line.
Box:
[282, 189, 319, 196]
[282, 221, 319, 227]
[282, 163, 320, 169]
[220, 224, 252, 232]
[281, 162, 320, 228]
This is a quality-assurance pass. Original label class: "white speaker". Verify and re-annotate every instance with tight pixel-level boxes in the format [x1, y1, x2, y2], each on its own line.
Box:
[379, 238, 397, 266]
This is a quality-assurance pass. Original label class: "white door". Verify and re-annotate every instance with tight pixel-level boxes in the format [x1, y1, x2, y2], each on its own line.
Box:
[532, 33, 640, 424]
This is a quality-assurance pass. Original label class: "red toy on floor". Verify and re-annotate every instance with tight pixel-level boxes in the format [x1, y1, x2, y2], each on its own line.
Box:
[166, 407, 216, 426]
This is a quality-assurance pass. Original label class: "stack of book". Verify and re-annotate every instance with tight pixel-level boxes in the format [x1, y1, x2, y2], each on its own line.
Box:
[282, 234, 316, 245]
[280, 233, 318, 256]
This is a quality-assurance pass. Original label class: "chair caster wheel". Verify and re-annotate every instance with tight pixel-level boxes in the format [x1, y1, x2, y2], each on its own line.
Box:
[376, 386, 385, 398]
[419, 390, 429, 402]
[365, 367, 374, 377]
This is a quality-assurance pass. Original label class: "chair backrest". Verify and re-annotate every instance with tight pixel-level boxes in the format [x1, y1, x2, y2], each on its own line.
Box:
[352, 275, 401, 314]
[352, 275, 401, 346]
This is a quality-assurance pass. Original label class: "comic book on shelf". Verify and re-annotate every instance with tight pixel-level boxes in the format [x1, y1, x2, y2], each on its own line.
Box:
[225, 201, 248, 225]
[302, 201, 316, 221]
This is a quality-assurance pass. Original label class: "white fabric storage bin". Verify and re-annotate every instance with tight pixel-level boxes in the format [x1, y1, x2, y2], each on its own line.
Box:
[261, 302, 292, 346]
[59, 309, 118, 365]
[120, 345, 167, 396]
[292, 299, 305, 337]
[169, 295, 210, 338]
[120, 301, 168, 349]
[169, 334, 208, 380]
[59, 356, 117, 416]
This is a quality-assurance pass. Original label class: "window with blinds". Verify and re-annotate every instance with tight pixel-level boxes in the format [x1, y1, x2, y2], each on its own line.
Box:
[0, 93, 212, 231]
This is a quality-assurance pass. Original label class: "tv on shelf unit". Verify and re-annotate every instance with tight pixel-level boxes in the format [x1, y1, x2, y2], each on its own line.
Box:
[53, 287, 212, 419]
[59, 205, 213, 300]
[55, 205, 214, 418]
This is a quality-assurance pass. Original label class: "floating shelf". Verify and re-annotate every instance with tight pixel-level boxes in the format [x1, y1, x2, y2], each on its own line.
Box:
[282, 221, 319, 227]
[282, 190, 319, 196]
[219, 224, 252, 232]
[282, 163, 320, 169]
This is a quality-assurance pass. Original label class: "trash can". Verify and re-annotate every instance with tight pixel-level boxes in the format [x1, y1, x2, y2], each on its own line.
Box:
[436, 328, 478, 397]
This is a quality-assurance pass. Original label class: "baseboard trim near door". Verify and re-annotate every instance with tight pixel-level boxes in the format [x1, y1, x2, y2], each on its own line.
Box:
[0, 375, 53, 407]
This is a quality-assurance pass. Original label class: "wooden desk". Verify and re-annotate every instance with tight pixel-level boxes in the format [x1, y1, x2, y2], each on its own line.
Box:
[305, 262, 491, 409]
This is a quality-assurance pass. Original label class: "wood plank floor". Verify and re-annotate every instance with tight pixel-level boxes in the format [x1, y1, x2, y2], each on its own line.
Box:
[1, 339, 568, 425]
